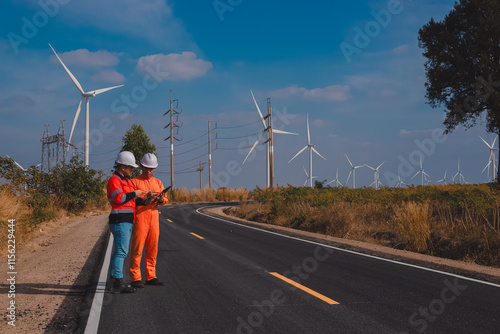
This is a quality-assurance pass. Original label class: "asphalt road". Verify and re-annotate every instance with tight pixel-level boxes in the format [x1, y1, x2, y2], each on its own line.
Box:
[96, 203, 500, 334]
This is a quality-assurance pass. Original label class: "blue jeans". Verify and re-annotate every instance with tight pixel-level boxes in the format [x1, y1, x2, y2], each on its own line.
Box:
[109, 222, 133, 279]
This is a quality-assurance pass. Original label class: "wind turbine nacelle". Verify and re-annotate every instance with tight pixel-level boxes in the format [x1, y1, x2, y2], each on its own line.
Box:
[84, 92, 96, 97]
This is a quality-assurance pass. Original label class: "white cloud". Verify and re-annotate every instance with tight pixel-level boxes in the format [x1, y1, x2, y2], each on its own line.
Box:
[51, 48, 120, 68]
[267, 85, 350, 101]
[304, 85, 350, 101]
[392, 44, 410, 55]
[399, 128, 435, 137]
[91, 69, 126, 84]
[27, 0, 196, 51]
[136, 52, 212, 81]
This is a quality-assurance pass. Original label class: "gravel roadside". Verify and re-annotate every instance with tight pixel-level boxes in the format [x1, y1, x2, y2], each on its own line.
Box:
[1, 211, 109, 333]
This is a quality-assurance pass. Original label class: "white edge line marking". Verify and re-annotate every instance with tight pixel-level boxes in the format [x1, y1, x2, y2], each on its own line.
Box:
[84, 233, 113, 334]
[196, 206, 500, 289]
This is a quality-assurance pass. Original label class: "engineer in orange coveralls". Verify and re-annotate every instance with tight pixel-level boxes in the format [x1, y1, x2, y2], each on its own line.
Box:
[129, 153, 167, 287]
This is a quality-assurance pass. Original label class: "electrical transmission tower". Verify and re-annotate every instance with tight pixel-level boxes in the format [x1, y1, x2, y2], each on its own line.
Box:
[163, 90, 182, 189]
[41, 120, 71, 172]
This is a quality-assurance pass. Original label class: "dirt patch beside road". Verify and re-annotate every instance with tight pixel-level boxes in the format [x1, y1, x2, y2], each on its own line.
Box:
[1, 212, 109, 333]
[203, 206, 500, 285]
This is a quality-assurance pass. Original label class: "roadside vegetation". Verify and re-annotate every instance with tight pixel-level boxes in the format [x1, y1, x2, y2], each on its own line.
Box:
[226, 184, 500, 267]
[0, 156, 108, 251]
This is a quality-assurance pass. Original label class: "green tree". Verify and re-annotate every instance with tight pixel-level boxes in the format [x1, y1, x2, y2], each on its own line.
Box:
[418, 0, 500, 181]
[121, 124, 157, 178]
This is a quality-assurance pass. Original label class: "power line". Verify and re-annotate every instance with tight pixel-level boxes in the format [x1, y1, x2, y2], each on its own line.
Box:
[214, 119, 262, 129]
[215, 131, 261, 140]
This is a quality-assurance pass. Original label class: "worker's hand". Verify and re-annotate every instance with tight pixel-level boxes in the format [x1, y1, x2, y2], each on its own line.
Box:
[134, 190, 145, 198]
[144, 191, 156, 205]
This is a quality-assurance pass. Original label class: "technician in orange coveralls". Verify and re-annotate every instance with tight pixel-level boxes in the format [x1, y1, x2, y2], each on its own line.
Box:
[129, 153, 167, 288]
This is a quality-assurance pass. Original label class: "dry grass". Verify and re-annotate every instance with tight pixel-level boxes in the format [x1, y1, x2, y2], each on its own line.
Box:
[392, 201, 431, 252]
[228, 186, 500, 267]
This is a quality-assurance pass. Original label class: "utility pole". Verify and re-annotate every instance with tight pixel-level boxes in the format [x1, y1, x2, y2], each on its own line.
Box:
[163, 90, 181, 189]
[208, 121, 215, 190]
[197, 161, 204, 190]
[267, 98, 274, 187]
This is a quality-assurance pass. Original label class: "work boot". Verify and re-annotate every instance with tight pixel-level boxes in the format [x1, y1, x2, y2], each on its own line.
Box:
[145, 278, 163, 286]
[131, 280, 144, 288]
[112, 278, 137, 294]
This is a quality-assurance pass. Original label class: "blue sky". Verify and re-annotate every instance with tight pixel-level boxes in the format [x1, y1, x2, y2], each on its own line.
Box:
[1, 0, 497, 190]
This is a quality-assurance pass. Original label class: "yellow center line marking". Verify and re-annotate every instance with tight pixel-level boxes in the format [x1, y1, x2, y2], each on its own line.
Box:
[269, 272, 339, 305]
[190, 232, 205, 240]
[167, 219, 173, 222]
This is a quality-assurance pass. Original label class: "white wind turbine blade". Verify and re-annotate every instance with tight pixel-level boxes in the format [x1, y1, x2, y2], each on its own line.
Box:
[377, 162, 385, 170]
[311, 147, 326, 160]
[306, 114, 310, 145]
[67, 97, 85, 146]
[364, 164, 375, 171]
[303, 166, 309, 178]
[250, 90, 266, 129]
[345, 154, 353, 168]
[288, 146, 308, 163]
[242, 132, 265, 164]
[482, 160, 492, 173]
[91, 85, 124, 95]
[411, 170, 420, 179]
[273, 129, 298, 135]
[6, 155, 26, 172]
[49, 44, 85, 95]
[346, 170, 352, 185]
[480, 136, 491, 148]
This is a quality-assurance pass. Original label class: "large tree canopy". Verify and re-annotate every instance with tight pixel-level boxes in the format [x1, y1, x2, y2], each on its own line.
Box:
[121, 124, 157, 178]
[418, 0, 500, 180]
[418, 0, 500, 131]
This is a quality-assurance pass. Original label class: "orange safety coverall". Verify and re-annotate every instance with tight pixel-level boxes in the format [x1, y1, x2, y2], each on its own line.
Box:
[129, 175, 168, 282]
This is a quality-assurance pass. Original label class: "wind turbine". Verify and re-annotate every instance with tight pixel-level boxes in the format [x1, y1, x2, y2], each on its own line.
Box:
[437, 169, 448, 185]
[480, 136, 498, 182]
[302, 167, 317, 187]
[242, 91, 297, 187]
[365, 162, 384, 189]
[345, 154, 364, 188]
[453, 159, 465, 184]
[288, 114, 326, 188]
[396, 173, 406, 188]
[49, 44, 124, 167]
[327, 167, 343, 187]
[411, 155, 430, 186]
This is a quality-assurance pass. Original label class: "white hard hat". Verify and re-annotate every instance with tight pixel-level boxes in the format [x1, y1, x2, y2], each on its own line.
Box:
[115, 151, 138, 168]
[141, 153, 158, 168]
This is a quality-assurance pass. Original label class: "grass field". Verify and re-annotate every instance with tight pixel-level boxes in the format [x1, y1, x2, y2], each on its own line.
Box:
[226, 184, 500, 267]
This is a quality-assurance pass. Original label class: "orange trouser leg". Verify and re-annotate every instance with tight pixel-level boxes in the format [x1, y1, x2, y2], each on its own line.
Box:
[144, 220, 159, 281]
[129, 221, 149, 282]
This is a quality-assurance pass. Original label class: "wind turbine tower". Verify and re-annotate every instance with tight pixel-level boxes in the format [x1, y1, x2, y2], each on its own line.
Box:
[49, 44, 123, 167]
[345, 154, 363, 188]
[411, 155, 430, 186]
[365, 162, 384, 189]
[288, 114, 326, 188]
[480, 136, 498, 183]
[243, 91, 297, 187]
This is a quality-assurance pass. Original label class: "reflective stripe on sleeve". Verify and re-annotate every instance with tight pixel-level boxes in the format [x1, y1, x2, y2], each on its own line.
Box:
[110, 209, 134, 214]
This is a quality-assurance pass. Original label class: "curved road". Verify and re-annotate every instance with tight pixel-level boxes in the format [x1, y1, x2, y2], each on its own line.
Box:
[90, 203, 499, 333]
